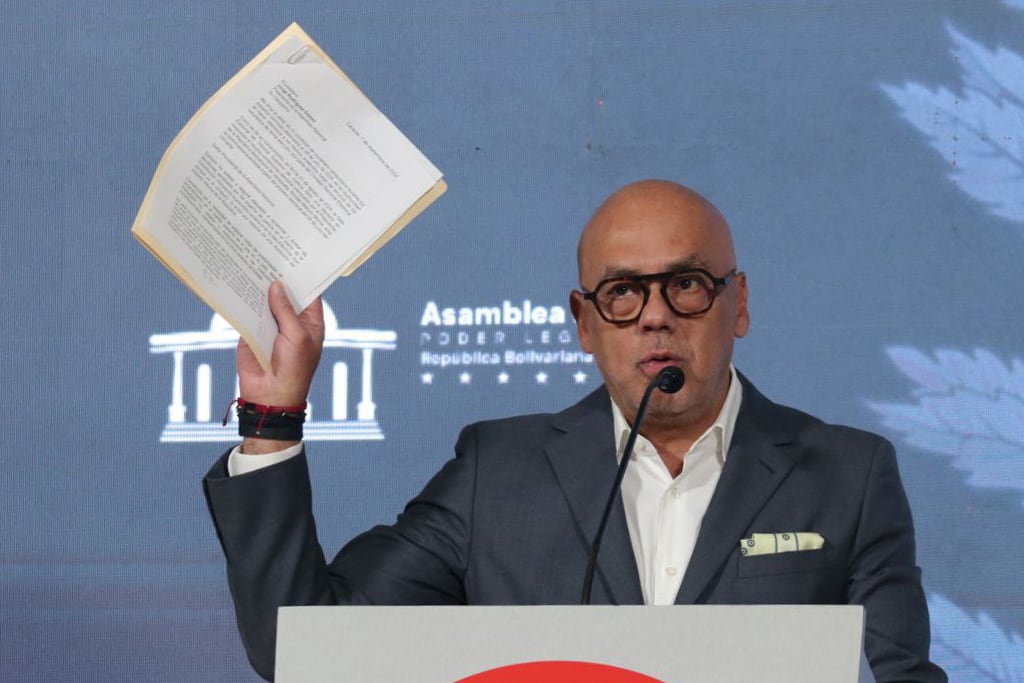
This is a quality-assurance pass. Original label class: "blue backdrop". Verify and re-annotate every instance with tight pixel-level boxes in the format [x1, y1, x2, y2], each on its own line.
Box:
[2, 1, 1023, 680]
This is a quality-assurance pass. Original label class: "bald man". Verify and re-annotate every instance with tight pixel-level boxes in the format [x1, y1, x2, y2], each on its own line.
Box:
[205, 181, 946, 682]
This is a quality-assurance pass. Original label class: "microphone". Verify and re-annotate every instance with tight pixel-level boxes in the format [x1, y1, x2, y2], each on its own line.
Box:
[655, 365, 685, 393]
[580, 365, 686, 604]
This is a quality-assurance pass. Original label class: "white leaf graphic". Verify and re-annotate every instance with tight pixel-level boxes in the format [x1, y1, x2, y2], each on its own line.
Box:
[880, 23, 1024, 225]
[928, 593, 1024, 682]
[868, 347, 1024, 500]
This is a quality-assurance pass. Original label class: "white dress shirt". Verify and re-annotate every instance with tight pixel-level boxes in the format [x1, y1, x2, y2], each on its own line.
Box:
[227, 367, 742, 606]
[612, 366, 742, 605]
[227, 441, 302, 476]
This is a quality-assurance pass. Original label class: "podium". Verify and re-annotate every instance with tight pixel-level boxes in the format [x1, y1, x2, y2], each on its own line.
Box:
[276, 605, 876, 682]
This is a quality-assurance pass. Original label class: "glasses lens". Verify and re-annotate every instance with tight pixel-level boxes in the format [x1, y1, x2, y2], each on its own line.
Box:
[665, 272, 714, 314]
[596, 280, 646, 321]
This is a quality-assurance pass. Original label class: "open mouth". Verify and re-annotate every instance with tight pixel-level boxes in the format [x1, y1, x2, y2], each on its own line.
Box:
[637, 352, 682, 377]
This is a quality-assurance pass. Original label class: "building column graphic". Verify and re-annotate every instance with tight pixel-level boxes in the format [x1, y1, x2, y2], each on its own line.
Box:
[168, 350, 186, 423]
[357, 349, 376, 421]
[196, 364, 212, 423]
[229, 375, 240, 423]
[333, 362, 349, 420]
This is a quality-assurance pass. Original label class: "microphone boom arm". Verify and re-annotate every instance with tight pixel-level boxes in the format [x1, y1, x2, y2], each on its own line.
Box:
[579, 366, 684, 604]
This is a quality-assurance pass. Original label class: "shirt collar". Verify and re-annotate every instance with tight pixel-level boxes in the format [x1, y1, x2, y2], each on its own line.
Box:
[611, 365, 743, 466]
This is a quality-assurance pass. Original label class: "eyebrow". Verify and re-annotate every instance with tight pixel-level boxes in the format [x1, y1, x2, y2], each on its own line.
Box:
[599, 257, 713, 280]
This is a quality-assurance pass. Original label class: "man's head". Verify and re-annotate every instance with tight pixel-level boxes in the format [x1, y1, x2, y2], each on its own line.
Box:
[570, 180, 749, 440]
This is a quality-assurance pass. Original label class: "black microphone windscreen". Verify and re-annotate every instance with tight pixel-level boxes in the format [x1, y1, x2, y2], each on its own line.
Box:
[656, 366, 685, 394]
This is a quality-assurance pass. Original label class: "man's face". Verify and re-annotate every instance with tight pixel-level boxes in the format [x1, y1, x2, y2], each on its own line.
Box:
[571, 186, 749, 435]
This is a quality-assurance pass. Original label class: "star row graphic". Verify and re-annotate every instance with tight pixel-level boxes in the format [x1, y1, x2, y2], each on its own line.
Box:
[421, 370, 590, 385]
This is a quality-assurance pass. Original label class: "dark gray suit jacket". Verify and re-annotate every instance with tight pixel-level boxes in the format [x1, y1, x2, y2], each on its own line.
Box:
[205, 375, 946, 682]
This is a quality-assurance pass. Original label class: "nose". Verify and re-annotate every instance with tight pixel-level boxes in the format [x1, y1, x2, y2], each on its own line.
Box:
[637, 285, 675, 331]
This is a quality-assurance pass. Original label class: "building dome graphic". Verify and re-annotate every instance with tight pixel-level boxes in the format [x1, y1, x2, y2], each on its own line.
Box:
[149, 303, 395, 443]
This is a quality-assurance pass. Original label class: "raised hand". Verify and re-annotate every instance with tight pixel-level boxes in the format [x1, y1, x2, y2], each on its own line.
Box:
[235, 281, 325, 453]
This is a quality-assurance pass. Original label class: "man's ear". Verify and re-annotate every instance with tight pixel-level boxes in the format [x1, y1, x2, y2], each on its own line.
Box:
[733, 272, 750, 339]
[569, 290, 593, 353]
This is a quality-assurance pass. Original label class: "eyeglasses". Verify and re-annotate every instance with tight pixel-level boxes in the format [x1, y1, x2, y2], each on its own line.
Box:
[580, 268, 737, 324]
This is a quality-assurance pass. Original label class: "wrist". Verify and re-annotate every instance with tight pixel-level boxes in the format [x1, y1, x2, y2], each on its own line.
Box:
[224, 397, 307, 442]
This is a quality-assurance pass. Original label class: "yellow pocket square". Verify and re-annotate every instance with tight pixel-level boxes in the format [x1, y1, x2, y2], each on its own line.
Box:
[740, 532, 824, 557]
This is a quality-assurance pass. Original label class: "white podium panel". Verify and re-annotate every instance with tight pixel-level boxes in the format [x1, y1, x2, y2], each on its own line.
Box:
[276, 605, 875, 682]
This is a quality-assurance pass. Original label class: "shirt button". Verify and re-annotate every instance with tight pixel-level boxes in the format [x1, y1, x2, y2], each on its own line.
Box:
[671, 488, 682, 499]
[665, 566, 678, 577]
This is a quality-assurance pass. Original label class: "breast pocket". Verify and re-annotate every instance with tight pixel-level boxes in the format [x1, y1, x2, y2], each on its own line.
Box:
[736, 546, 833, 578]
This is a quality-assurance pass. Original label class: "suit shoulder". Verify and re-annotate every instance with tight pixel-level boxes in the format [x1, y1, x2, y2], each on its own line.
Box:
[459, 409, 559, 443]
[778, 401, 891, 449]
[456, 386, 610, 447]
[741, 377, 895, 461]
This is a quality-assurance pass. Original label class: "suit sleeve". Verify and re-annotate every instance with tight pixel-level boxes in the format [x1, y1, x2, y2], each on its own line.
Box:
[848, 439, 947, 683]
[203, 427, 479, 680]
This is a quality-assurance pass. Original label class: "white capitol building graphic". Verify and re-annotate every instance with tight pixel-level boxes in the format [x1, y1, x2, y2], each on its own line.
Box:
[149, 304, 395, 443]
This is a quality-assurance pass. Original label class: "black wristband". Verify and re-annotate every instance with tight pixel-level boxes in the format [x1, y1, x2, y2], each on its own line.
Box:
[237, 415, 304, 441]
[234, 400, 306, 440]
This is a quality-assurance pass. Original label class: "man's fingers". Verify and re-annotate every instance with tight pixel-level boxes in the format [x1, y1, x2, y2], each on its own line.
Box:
[298, 295, 326, 342]
[267, 281, 305, 340]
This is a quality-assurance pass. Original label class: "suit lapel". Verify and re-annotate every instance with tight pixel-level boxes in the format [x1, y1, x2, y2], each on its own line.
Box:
[675, 377, 801, 604]
[545, 388, 644, 605]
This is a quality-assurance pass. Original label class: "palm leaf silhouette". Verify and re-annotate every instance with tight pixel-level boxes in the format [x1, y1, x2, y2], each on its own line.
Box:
[881, 24, 1024, 225]
[869, 346, 1024, 498]
[928, 593, 1024, 682]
